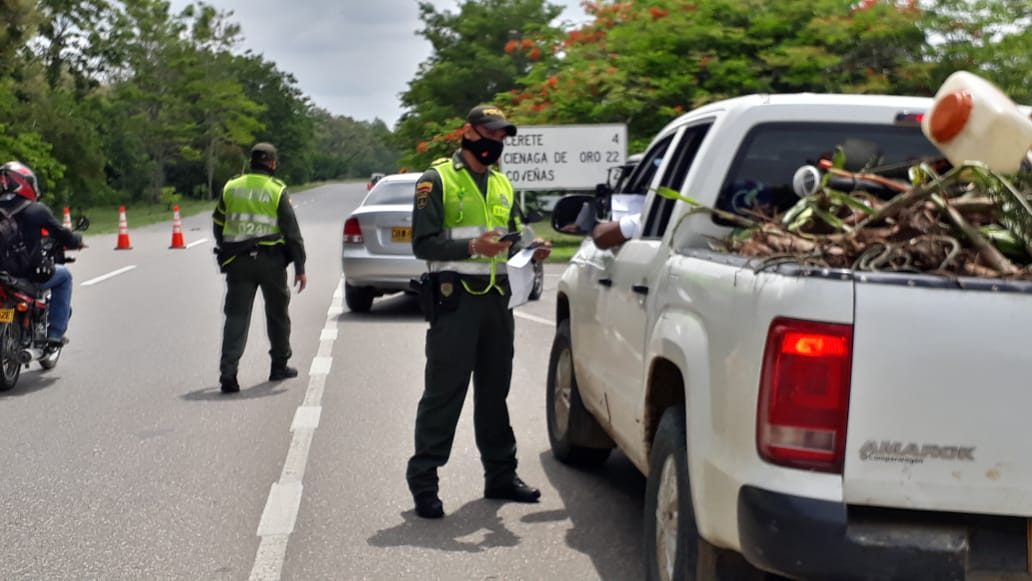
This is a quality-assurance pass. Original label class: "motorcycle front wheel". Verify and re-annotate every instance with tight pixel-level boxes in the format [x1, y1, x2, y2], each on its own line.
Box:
[0, 321, 22, 391]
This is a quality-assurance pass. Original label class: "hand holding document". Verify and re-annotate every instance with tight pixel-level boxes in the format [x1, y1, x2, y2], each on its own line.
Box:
[507, 245, 539, 309]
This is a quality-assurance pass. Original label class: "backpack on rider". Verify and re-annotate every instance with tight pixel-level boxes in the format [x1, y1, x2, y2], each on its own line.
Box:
[0, 162, 48, 280]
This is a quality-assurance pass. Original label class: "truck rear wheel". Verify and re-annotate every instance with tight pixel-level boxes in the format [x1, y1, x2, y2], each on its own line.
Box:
[546, 320, 612, 466]
[644, 405, 699, 581]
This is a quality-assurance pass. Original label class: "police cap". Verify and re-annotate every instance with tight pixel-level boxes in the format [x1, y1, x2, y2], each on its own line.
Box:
[466, 105, 517, 137]
[251, 142, 278, 163]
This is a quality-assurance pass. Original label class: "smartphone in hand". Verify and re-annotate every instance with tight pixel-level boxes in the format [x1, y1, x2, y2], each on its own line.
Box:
[498, 231, 522, 244]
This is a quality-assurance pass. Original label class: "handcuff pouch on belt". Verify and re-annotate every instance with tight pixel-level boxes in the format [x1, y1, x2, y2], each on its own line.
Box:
[411, 271, 461, 323]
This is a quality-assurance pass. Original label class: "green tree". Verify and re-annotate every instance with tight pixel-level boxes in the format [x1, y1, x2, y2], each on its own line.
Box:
[181, 4, 263, 199]
[234, 53, 316, 186]
[501, 0, 932, 151]
[921, 0, 1031, 103]
[396, 0, 563, 168]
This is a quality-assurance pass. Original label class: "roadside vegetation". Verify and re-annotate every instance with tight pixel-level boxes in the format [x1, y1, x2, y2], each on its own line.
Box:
[2, 0, 1026, 257]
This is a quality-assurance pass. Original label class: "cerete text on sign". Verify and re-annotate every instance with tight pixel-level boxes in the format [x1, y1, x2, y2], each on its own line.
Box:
[500, 124, 628, 190]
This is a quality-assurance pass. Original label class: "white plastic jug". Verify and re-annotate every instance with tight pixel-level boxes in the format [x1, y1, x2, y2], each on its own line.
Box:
[921, 71, 1032, 174]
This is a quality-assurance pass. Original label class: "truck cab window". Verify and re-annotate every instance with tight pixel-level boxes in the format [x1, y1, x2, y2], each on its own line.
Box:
[621, 136, 673, 202]
[714, 122, 941, 225]
[643, 123, 712, 238]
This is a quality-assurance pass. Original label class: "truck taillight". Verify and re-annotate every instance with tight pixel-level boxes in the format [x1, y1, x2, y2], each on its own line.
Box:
[343, 217, 363, 244]
[757, 317, 853, 473]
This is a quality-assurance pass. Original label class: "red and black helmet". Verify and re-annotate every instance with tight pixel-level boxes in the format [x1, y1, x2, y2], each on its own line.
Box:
[0, 161, 40, 201]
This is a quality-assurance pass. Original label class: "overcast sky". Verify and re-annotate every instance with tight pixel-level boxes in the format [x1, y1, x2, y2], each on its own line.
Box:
[168, 1, 586, 128]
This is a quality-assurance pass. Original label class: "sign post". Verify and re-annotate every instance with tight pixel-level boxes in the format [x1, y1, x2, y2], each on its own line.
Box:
[500, 124, 628, 192]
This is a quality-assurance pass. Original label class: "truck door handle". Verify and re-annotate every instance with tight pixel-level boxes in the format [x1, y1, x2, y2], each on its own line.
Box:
[632, 284, 649, 296]
[598, 278, 613, 287]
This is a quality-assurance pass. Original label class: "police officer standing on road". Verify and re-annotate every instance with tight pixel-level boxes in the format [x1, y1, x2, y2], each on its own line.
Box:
[213, 143, 307, 394]
[406, 105, 552, 519]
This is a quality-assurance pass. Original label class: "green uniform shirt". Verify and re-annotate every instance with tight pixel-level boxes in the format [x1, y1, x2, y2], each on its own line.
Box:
[213, 167, 307, 274]
[412, 150, 522, 263]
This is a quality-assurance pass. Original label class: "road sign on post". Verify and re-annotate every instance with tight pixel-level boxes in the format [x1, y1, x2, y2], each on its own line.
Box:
[500, 124, 628, 191]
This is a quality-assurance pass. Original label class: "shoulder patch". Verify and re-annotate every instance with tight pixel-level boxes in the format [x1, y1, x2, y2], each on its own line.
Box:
[415, 182, 432, 209]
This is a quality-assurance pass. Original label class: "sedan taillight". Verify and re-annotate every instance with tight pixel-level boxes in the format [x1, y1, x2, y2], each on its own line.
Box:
[343, 217, 363, 244]
[757, 317, 853, 473]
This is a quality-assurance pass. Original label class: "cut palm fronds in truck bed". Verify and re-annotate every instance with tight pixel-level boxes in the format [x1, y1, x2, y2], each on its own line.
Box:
[706, 162, 1032, 279]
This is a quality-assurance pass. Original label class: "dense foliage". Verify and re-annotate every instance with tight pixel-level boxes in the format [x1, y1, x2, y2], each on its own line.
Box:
[2, 0, 1026, 207]
[0, 0, 400, 210]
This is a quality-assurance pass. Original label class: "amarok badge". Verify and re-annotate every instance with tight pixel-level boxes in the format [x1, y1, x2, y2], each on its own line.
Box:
[440, 281, 454, 298]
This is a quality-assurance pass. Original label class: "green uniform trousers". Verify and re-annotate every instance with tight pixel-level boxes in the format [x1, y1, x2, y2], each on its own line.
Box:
[219, 246, 292, 377]
[406, 284, 517, 496]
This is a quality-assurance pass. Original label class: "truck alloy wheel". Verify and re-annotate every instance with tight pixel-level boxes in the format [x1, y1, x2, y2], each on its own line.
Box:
[644, 406, 698, 580]
[546, 320, 612, 466]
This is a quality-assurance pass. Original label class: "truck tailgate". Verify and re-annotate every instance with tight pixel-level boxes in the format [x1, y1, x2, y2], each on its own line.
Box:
[843, 281, 1032, 516]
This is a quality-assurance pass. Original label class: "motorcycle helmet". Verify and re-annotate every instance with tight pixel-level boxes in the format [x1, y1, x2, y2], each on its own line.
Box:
[0, 161, 40, 201]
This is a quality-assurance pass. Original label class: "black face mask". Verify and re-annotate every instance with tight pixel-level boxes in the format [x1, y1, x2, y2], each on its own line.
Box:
[462, 127, 505, 166]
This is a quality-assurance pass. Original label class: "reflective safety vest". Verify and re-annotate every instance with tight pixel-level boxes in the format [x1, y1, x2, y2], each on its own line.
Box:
[220, 173, 286, 245]
[428, 158, 518, 295]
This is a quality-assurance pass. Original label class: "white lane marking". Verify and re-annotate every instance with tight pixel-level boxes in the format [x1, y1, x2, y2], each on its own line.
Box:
[514, 310, 553, 327]
[250, 278, 343, 581]
[81, 265, 137, 287]
[186, 238, 209, 249]
[290, 407, 322, 431]
[256, 482, 303, 536]
[309, 356, 332, 376]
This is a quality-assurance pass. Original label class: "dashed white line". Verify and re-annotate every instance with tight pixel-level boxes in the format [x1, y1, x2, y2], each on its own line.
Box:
[514, 310, 553, 327]
[81, 265, 137, 287]
[185, 238, 209, 249]
[249, 277, 343, 581]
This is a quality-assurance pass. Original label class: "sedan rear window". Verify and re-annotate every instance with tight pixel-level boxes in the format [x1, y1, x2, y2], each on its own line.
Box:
[715, 122, 941, 221]
[366, 180, 418, 206]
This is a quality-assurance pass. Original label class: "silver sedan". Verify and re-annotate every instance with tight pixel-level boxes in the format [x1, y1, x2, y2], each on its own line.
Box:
[341, 173, 544, 313]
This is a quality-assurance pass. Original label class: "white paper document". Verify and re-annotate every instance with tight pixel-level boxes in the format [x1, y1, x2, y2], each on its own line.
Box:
[507, 247, 537, 309]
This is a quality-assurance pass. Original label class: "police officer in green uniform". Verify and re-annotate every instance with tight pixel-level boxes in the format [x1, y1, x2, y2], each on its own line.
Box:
[213, 142, 307, 394]
[407, 105, 552, 519]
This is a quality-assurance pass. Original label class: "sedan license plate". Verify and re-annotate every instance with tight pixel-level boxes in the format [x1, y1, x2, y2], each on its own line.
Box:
[391, 227, 412, 243]
[0, 308, 13, 324]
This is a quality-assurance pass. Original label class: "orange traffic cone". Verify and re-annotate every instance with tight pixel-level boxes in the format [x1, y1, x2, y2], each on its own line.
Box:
[114, 205, 133, 250]
[62, 207, 72, 230]
[169, 204, 186, 249]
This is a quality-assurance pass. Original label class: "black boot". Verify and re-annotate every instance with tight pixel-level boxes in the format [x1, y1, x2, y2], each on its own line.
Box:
[485, 476, 541, 503]
[220, 375, 240, 394]
[269, 365, 298, 381]
[413, 491, 444, 519]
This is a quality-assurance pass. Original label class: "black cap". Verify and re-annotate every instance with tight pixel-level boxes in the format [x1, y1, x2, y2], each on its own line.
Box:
[251, 142, 277, 163]
[466, 105, 517, 137]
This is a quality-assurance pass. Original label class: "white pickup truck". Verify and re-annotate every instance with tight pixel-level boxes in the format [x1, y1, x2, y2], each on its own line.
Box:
[547, 93, 1032, 580]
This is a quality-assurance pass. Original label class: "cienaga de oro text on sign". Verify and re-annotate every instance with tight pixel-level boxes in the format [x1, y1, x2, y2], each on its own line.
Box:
[500, 124, 628, 191]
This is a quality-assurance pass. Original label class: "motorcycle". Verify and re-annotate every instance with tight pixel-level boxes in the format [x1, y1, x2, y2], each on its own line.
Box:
[0, 216, 88, 391]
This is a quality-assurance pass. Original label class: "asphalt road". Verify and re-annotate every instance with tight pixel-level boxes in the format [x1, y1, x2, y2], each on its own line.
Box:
[0, 182, 645, 580]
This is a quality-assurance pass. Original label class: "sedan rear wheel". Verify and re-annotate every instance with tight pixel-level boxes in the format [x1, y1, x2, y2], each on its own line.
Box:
[529, 261, 544, 301]
[344, 282, 376, 313]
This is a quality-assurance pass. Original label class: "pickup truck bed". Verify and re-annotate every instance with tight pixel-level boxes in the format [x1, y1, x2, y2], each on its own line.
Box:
[548, 93, 1032, 580]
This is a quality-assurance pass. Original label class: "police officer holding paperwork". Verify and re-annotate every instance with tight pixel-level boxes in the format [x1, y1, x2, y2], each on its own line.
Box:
[407, 105, 551, 519]
[213, 143, 307, 394]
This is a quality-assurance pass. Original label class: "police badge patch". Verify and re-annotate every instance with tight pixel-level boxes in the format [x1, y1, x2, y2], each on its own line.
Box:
[415, 181, 433, 209]
[440, 282, 453, 297]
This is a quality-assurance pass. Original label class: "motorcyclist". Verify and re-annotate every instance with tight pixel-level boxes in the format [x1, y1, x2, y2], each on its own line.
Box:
[0, 161, 85, 346]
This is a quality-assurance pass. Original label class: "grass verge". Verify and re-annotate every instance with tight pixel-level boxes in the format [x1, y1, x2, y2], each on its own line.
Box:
[537, 224, 587, 263]
[77, 180, 341, 235]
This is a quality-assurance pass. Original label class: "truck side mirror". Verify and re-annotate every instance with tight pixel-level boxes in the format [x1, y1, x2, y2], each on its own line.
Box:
[551, 194, 597, 236]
